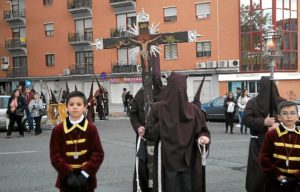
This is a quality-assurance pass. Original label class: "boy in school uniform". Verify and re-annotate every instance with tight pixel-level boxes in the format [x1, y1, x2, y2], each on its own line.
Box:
[50, 91, 104, 192]
[259, 101, 300, 192]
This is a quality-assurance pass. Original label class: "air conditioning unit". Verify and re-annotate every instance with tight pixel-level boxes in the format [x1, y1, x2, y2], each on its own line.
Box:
[218, 60, 228, 68]
[1, 56, 9, 64]
[1, 64, 9, 70]
[63, 68, 70, 75]
[196, 62, 206, 69]
[228, 60, 240, 68]
[206, 61, 217, 68]
[136, 64, 142, 72]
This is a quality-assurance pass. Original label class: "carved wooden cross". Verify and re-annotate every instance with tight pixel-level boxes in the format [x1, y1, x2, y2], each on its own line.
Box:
[91, 9, 200, 119]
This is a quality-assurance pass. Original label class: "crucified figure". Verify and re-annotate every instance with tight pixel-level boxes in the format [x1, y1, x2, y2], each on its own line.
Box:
[129, 35, 161, 72]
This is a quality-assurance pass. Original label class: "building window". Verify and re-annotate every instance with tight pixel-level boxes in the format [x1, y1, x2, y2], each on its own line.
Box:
[164, 7, 177, 22]
[196, 2, 211, 19]
[75, 18, 93, 41]
[44, 23, 54, 37]
[196, 41, 211, 57]
[43, 0, 53, 6]
[46, 54, 55, 66]
[75, 51, 94, 74]
[164, 44, 178, 60]
[12, 56, 27, 77]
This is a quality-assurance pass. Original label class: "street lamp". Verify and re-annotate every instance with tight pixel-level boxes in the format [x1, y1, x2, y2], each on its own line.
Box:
[262, 28, 282, 117]
[262, 28, 282, 80]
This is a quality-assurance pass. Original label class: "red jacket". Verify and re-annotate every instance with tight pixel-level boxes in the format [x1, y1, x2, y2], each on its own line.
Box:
[50, 118, 104, 191]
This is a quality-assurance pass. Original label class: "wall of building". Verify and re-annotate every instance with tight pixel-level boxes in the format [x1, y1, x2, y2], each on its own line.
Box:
[26, 1, 75, 76]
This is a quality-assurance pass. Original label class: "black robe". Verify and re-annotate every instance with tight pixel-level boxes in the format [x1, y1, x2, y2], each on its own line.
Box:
[244, 76, 285, 192]
[144, 72, 210, 192]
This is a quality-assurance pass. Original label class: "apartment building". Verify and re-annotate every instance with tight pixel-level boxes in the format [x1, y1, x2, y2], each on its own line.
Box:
[0, 0, 299, 103]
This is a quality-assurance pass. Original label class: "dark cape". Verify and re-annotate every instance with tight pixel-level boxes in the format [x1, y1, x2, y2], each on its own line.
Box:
[244, 76, 285, 192]
[144, 72, 210, 192]
[130, 83, 166, 192]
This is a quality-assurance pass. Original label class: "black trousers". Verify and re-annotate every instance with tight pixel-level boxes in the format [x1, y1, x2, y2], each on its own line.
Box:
[164, 169, 191, 192]
[225, 112, 235, 132]
[7, 113, 24, 136]
[33, 116, 42, 134]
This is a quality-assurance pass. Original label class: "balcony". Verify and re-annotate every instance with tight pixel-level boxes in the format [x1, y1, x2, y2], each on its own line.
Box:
[109, 0, 136, 14]
[7, 67, 28, 77]
[5, 38, 27, 53]
[67, 0, 92, 18]
[110, 26, 131, 38]
[111, 63, 139, 73]
[3, 10, 26, 26]
[70, 64, 93, 75]
[68, 31, 93, 46]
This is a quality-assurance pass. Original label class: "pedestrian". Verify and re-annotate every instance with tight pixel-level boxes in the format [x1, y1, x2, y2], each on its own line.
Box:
[24, 86, 34, 132]
[50, 91, 104, 192]
[244, 76, 285, 192]
[122, 88, 127, 112]
[28, 92, 43, 135]
[6, 89, 26, 138]
[236, 87, 242, 128]
[125, 91, 133, 116]
[144, 72, 210, 192]
[95, 88, 107, 120]
[259, 101, 300, 192]
[237, 89, 251, 134]
[130, 74, 165, 192]
[223, 92, 236, 134]
[0, 86, 6, 95]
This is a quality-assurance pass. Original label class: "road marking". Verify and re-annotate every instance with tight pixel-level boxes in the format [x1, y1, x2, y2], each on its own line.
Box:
[0, 151, 37, 155]
[213, 139, 249, 143]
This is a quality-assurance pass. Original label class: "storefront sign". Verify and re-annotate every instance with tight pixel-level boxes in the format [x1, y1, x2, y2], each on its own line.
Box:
[109, 77, 142, 84]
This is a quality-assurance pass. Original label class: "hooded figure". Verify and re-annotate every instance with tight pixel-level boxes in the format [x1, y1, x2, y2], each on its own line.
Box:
[144, 72, 210, 192]
[244, 76, 285, 192]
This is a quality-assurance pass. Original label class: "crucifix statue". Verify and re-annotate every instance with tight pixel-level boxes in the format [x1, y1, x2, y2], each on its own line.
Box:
[91, 9, 201, 191]
[91, 9, 200, 118]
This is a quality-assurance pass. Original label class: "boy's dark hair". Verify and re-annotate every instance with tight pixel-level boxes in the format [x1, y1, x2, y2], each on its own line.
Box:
[66, 91, 87, 105]
[278, 101, 298, 113]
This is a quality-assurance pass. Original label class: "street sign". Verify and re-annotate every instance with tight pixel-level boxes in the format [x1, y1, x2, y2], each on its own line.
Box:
[100, 72, 107, 80]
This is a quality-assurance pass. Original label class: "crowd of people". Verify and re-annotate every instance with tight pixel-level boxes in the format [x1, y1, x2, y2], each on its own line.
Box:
[4, 74, 300, 192]
[5, 84, 45, 138]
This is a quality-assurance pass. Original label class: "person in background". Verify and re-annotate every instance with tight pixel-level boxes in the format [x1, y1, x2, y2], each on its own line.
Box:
[238, 89, 251, 134]
[125, 91, 133, 116]
[0, 86, 6, 95]
[17, 84, 24, 97]
[259, 101, 300, 192]
[29, 92, 43, 135]
[122, 88, 127, 112]
[236, 87, 242, 128]
[50, 91, 104, 192]
[24, 86, 34, 132]
[223, 92, 236, 134]
[6, 89, 26, 138]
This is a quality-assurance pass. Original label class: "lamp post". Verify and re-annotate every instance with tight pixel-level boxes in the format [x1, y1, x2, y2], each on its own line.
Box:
[262, 28, 282, 80]
[262, 28, 282, 117]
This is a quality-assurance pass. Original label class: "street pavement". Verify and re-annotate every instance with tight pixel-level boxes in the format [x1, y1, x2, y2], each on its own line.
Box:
[0, 104, 250, 192]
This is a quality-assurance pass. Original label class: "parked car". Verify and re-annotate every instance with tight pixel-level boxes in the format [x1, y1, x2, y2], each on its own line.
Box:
[0, 95, 48, 131]
[0, 95, 10, 130]
[201, 96, 239, 122]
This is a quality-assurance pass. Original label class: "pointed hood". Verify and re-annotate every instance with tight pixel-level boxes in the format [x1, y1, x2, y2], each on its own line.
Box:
[87, 81, 94, 102]
[50, 89, 58, 104]
[65, 81, 70, 97]
[192, 76, 206, 106]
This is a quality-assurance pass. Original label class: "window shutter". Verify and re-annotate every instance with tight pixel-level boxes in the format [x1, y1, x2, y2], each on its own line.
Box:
[164, 7, 177, 17]
[196, 3, 210, 16]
